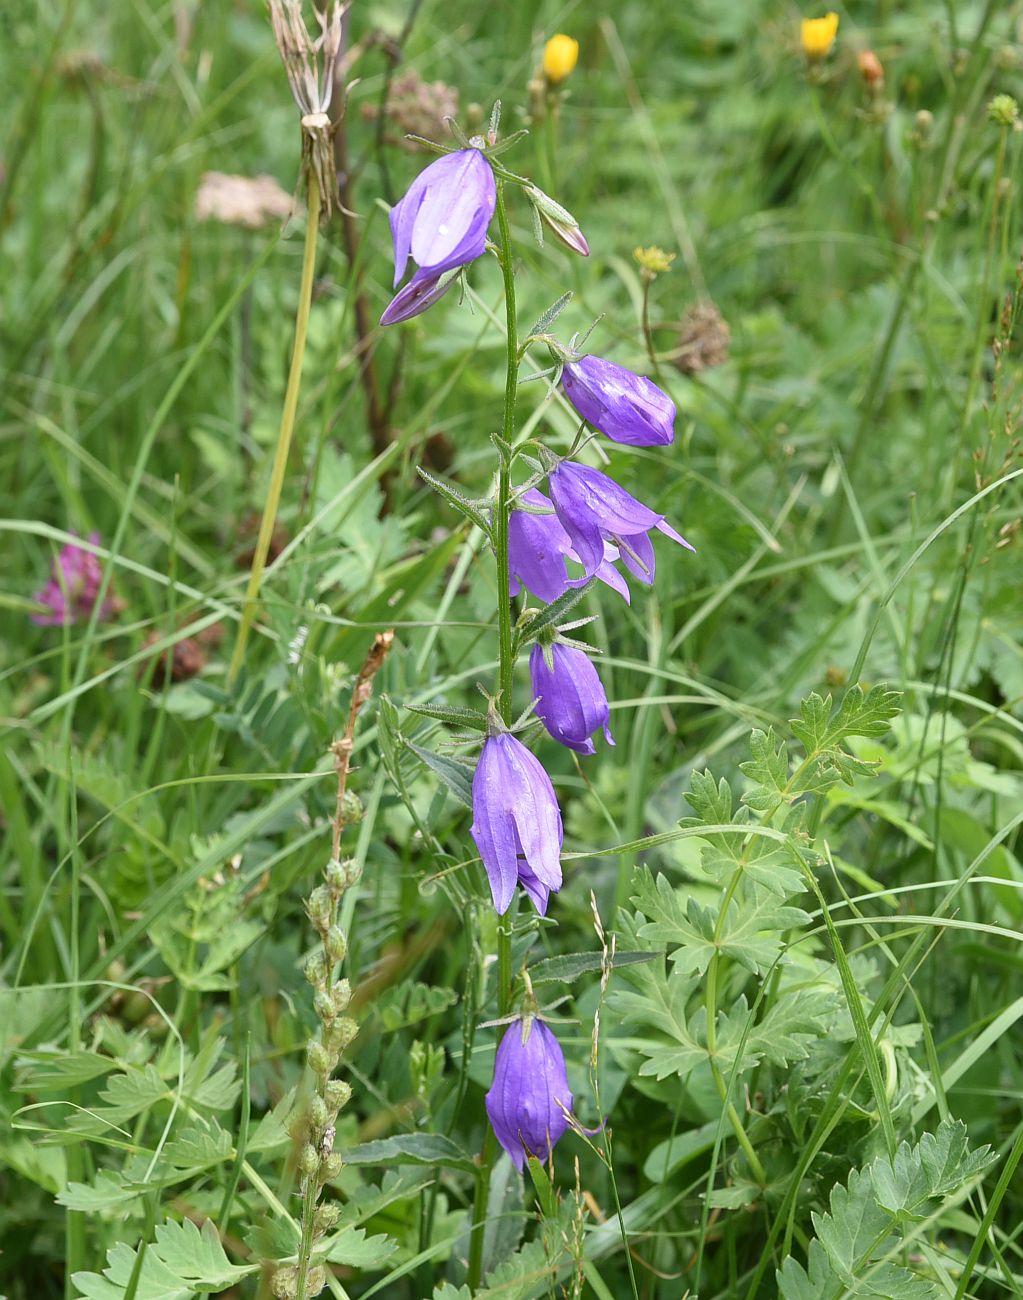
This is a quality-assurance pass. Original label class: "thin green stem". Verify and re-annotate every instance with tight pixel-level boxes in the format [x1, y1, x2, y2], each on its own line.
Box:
[962, 125, 1008, 440]
[494, 181, 518, 727]
[467, 177, 521, 1295]
[229, 171, 321, 682]
[704, 871, 768, 1186]
[65, 754, 84, 1298]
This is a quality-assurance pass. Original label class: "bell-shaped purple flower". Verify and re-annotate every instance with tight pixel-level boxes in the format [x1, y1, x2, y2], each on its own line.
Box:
[486, 1018, 573, 1170]
[471, 732, 563, 916]
[381, 148, 496, 326]
[529, 643, 615, 756]
[508, 489, 631, 605]
[562, 355, 676, 447]
[548, 461, 694, 587]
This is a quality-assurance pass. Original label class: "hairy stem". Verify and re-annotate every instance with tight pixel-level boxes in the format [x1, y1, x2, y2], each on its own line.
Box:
[229, 170, 320, 682]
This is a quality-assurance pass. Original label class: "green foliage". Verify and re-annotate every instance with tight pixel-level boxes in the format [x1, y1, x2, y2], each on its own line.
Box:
[777, 1120, 997, 1299]
[3, 0, 1023, 1297]
[72, 1219, 253, 1300]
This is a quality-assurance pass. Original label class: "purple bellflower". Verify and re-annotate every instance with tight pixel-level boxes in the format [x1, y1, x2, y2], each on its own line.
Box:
[529, 642, 614, 755]
[562, 355, 676, 447]
[470, 732, 563, 916]
[31, 532, 118, 627]
[486, 1017, 573, 1170]
[380, 148, 496, 326]
[508, 489, 631, 605]
[548, 461, 694, 587]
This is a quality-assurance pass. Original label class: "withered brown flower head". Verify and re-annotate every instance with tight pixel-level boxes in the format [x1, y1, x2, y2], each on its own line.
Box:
[267, 0, 346, 214]
[362, 69, 459, 151]
[675, 300, 731, 375]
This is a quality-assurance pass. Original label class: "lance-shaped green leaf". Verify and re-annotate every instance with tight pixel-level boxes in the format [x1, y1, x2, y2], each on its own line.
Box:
[405, 740, 474, 809]
[404, 701, 489, 732]
[417, 467, 492, 537]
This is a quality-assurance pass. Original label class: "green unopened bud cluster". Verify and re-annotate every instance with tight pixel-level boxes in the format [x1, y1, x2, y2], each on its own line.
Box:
[988, 94, 1021, 128]
[278, 855, 364, 1299]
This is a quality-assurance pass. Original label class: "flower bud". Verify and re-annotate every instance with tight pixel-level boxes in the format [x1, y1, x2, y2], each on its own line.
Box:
[341, 790, 363, 825]
[857, 50, 884, 90]
[326, 1016, 359, 1053]
[314, 1202, 341, 1233]
[524, 184, 589, 257]
[308, 1095, 329, 1136]
[304, 950, 329, 987]
[307, 1039, 331, 1076]
[324, 858, 346, 891]
[299, 1143, 320, 1176]
[324, 926, 347, 962]
[306, 884, 333, 929]
[988, 94, 1021, 128]
[344, 859, 363, 888]
[331, 979, 352, 1015]
[319, 1152, 344, 1183]
[305, 1266, 326, 1297]
[271, 1265, 298, 1300]
[543, 34, 579, 85]
[313, 989, 335, 1022]
[325, 1078, 353, 1113]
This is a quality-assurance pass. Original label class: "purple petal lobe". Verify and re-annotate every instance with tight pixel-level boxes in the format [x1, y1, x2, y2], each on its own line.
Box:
[548, 462, 692, 589]
[380, 270, 457, 326]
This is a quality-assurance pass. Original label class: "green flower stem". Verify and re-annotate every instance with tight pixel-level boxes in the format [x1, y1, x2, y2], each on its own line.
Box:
[493, 181, 518, 728]
[467, 178, 520, 1295]
[229, 170, 321, 683]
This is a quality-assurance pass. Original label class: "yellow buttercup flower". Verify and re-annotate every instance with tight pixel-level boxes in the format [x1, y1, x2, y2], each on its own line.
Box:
[543, 34, 579, 85]
[634, 246, 675, 276]
[801, 12, 839, 59]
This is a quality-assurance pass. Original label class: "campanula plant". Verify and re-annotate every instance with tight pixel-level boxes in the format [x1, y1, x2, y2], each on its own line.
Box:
[380, 99, 691, 1292]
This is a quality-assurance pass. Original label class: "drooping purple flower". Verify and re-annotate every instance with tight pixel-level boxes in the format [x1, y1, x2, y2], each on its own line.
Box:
[485, 1018, 573, 1170]
[470, 733, 563, 916]
[548, 461, 694, 586]
[380, 148, 496, 326]
[529, 643, 615, 756]
[562, 355, 676, 447]
[508, 489, 631, 605]
[31, 532, 118, 627]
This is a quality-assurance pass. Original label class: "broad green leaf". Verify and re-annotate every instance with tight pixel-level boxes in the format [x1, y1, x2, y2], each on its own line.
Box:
[527, 949, 656, 985]
[72, 1219, 252, 1300]
[322, 1226, 396, 1268]
[15, 1049, 120, 1092]
[341, 1132, 476, 1172]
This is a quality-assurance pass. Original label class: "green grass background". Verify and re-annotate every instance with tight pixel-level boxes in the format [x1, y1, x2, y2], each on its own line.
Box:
[2, 0, 1023, 1296]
